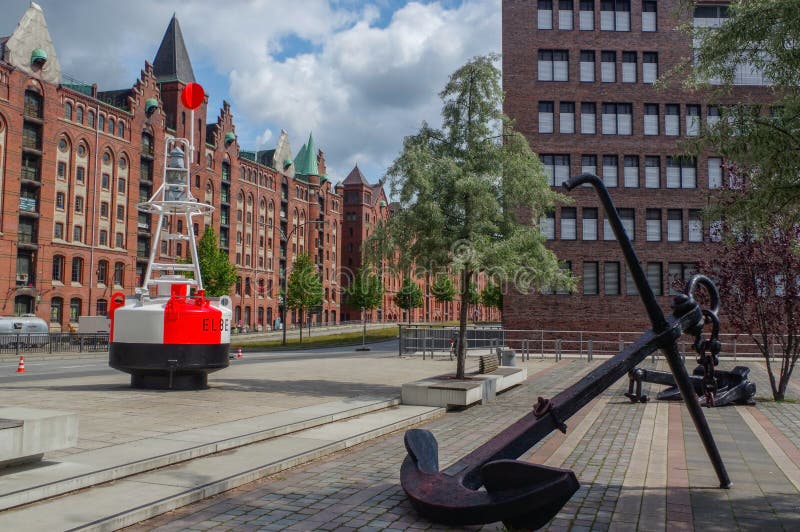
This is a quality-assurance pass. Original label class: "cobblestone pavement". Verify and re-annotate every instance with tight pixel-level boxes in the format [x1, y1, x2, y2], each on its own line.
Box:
[127, 356, 800, 532]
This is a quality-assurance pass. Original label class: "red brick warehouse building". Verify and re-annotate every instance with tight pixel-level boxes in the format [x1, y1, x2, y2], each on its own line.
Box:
[0, 4, 341, 330]
[502, 0, 773, 332]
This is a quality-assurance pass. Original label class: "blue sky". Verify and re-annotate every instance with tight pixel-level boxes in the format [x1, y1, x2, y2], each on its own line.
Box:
[3, 0, 501, 184]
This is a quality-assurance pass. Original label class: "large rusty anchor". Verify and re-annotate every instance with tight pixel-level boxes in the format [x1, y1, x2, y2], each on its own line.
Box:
[400, 173, 731, 529]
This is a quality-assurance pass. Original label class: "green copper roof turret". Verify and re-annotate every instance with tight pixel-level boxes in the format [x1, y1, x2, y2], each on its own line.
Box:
[30, 48, 47, 65]
[224, 132, 236, 145]
[294, 132, 318, 176]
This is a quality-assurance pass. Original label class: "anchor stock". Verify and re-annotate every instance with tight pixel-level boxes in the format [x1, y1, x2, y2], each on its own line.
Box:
[399, 173, 731, 529]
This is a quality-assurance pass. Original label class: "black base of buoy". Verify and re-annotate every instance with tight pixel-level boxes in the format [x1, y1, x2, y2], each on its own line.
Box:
[131, 372, 207, 390]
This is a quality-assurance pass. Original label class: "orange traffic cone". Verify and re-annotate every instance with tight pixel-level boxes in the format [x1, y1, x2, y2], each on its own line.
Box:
[16, 355, 25, 373]
[236, 347, 242, 359]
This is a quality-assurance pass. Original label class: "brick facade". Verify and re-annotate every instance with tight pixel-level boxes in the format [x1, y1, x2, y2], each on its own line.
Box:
[502, 0, 772, 333]
[0, 7, 340, 331]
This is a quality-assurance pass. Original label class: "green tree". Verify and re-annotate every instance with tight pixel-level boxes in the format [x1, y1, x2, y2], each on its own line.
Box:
[394, 277, 424, 325]
[430, 274, 456, 303]
[191, 227, 237, 297]
[286, 254, 323, 343]
[345, 267, 385, 347]
[679, 0, 800, 225]
[369, 55, 571, 378]
[480, 282, 503, 320]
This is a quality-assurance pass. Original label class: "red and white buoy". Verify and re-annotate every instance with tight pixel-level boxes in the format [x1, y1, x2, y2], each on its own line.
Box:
[108, 84, 231, 389]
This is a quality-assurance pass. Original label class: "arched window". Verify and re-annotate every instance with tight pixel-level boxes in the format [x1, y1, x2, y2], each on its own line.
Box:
[65, 102, 73, 120]
[114, 262, 124, 286]
[117, 121, 124, 137]
[24, 90, 43, 118]
[76, 106, 84, 124]
[69, 298, 82, 322]
[50, 297, 63, 324]
[97, 260, 109, 285]
[52, 255, 65, 282]
[88, 110, 95, 127]
[71, 257, 84, 283]
[108, 117, 115, 134]
[98, 114, 105, 131]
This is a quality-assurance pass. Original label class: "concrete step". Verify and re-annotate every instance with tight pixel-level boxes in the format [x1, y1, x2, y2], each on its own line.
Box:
[0, 403, 443, 531]
[0, 396, 410, 512]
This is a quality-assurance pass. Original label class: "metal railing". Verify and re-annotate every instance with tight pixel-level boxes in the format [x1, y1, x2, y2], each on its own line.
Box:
[0, 333, 109, 354]
[399, 326, 771, 361]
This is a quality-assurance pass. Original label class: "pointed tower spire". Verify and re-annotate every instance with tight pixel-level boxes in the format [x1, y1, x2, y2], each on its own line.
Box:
[294, 132, 320, 176]
[153, 15, 196, 83]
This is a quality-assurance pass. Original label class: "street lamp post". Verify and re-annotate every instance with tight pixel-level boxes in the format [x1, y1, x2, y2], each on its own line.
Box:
[271, 219, 326, 346]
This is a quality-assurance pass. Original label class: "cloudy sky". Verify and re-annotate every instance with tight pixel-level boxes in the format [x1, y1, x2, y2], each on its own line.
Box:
[3, 0, 501, 184]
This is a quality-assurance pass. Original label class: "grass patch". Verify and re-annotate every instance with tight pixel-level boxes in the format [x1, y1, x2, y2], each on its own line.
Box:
[231, 325, 399, 351]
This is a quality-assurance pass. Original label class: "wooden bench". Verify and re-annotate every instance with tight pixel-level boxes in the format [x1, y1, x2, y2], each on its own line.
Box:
[478, 354, 500, 374]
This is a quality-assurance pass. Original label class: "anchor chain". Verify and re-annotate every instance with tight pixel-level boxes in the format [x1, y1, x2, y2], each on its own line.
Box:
[692, 309, 721, 407]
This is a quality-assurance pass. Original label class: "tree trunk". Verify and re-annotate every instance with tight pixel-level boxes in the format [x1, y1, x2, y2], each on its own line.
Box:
[299, 308, 304, 343]
[455, 268, 472, 380]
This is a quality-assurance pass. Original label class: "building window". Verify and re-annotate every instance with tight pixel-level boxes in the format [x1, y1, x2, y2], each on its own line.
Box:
[76, 166, 85, 183]
[645, 156, 660, 188]
[583, 208, 598, 240]
[581, 154, 597, 176]
[538, 50, 569, 81]
[99, 230, 107, 246]
[579, 0, 594, 30]
[644, 104, 659, 135]
[100, 173, 109, 190]
[50, 297, 63, 324]
[686, 104, 701, 136]
[558, 0, 573, 29]
[623, 155, 639, 187]
[57, 161, 66, 180]
[665, 104, 680, 136]
[70, 298, 81, 322]
[540, 212, 556, 240]
[619, 208, 634, 240]
[643, 52, 658, 83]
[88, 110, 95, 128]
[646, 209, 662, 241]
[118, 177, 126, 194]
[583, 262, 599, 295]
[580, 103, 596, 134]
[602, 154, 618, 187]
[538, 0, 553, 29]
[600, 51, 616, 82]
[73, 225, 82, 243]
[600, 0, 630, 31]
[100, 201, 108, 218]
[642, 0, 657, 31]
[116, 232, 124, 248]
[114, 262, 124, 286]
[622, 52, 637, 82]
[71, 257, 84, 283]
[97, 260, 108, 285]
[646, 263, 662, 296]
[559, 102, 575, 133]
[688, 210, 703, 242]
[602, 103, 632, 135]
[117, 205, 124, 220]
[667, 210, 683, 242]
[666, 157, 696, 188]
[56, 192, 65, 209]
[54, 222, 64, 240]
[117, 121, 124, 137]
[579, 50, 595, 82]
[708, 157, 723, 188]
[76, 106, 84, 124]
[668, 263, 697, 295]
[98, 114, 105, 131]
[52, 255, 64, 282]
[561, 207, 577, 240]
[707, 105, 720, 127]
[64, 102, 73, 120]
[539, 101, 554, 133]
[75, 196, 84, 213]
[604, 262, 620, 295]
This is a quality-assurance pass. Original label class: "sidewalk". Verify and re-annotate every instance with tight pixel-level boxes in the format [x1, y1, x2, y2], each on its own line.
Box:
[129, 358, 800, 531]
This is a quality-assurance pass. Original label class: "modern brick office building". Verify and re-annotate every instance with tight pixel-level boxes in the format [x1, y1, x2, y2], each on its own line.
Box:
[0, 4, 340, 331]
[502, 0, 772, 332]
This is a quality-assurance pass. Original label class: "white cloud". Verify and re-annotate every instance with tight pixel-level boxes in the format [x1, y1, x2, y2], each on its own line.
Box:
[5, 0, 501, 182]
[255, 128, 274, 149]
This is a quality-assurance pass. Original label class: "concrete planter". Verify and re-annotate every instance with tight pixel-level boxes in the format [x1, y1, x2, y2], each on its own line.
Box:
[401, 367, 527, 408]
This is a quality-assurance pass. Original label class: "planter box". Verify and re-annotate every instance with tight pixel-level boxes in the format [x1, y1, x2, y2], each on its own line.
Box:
[0, 408, 78, 469]
[401, 367, 527, 408]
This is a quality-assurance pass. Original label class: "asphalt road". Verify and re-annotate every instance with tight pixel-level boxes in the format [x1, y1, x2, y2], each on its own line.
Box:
[0, 339, 400, 384]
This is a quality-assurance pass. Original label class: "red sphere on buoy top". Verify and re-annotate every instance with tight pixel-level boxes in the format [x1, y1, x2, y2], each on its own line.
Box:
[181, 82, 205, 110]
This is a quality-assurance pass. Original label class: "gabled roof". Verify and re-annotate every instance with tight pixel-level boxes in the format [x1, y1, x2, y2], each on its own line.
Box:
[153, 15, 196, 83]
[343, 165, 370, 186]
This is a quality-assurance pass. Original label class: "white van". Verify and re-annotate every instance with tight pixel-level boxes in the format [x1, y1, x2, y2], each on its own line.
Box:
[0, 316, 49, 347]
